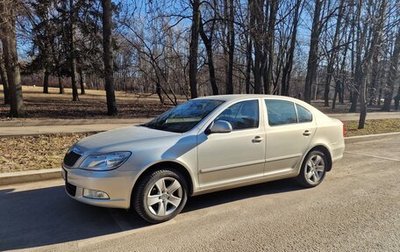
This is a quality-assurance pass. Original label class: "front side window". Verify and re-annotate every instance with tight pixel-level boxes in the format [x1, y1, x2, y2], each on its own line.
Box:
[144, 99, 224, 133]
[265, 99, 297, 126]
[215, 100, 259, 130]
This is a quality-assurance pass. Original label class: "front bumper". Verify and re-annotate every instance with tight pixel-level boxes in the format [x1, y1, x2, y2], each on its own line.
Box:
[63, 166, 136, 209]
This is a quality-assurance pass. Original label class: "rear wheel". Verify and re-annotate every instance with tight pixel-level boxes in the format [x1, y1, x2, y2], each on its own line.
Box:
[296, 150, 327, 188]
[133, 168, 188, 223]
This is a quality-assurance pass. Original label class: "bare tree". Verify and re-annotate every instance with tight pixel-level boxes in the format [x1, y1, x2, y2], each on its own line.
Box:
[0, 0, 25, 117]
[323, 0, 345, 106]
[382, 26, 400, 111]
[199, 1, 219, 95]
[250, 0, 263, 94]
[281, 0, 302, 96]
[0, 49, 10, 104]
[358, 0, 387, 129]
[263, 0, 278, 94]
[225, 0, 235, 94]
[189, 0, 200, 98]
[304, 0, 323, 103]
[102, 0, 118, 115]
[68, 0, 79, 101]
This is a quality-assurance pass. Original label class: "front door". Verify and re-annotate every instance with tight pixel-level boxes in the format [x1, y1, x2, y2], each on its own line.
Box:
[197, 99, 266, 188]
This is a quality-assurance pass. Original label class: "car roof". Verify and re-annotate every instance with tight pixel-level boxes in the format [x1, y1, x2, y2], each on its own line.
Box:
[195, 94, 301, 103]
[194, 94, 324, 116]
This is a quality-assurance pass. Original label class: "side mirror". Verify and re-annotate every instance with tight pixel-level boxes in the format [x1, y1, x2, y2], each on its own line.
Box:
[205, 120, 233, 135]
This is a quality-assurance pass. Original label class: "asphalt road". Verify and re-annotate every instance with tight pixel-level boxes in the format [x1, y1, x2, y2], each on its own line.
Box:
[1, 134, 400, 252]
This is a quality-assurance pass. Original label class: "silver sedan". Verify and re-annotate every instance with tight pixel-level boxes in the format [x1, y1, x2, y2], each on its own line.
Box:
[62, 95, 345, 223]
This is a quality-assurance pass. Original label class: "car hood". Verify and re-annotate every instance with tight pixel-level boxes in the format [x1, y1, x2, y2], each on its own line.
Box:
[75, 125, 181, 153]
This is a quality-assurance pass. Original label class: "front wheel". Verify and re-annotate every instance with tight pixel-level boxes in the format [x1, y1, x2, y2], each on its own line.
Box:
[296, 150, 327, 188]
[133, 169, 188, 223]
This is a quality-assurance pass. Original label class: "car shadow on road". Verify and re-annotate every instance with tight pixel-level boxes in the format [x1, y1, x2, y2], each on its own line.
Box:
[184, 179, 302, 213]
[0, 179, 303, 251]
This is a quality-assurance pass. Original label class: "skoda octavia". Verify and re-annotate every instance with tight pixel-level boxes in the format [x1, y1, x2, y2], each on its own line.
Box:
[62, 95, 345, 223]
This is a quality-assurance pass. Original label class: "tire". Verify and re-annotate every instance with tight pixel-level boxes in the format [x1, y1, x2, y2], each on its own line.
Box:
[133, 168, 188, 223]
[296, 150, 327, 188]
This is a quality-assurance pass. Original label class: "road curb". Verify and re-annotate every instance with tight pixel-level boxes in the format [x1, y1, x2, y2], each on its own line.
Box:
[1, 131, 400, 186]
[0, 168, 61, 186]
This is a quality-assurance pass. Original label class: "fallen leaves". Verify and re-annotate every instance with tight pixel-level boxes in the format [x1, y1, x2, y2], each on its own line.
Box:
[0, 133, 93, 173]
[344, 119, 400, 137]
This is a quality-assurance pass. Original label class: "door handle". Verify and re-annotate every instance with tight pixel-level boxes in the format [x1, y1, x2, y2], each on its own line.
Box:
[303, 130, 311, 136]
[252, 136, 263, 143]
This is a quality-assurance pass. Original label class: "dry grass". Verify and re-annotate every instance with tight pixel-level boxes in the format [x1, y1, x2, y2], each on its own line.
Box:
[0, 133, 93, 173]
[344, 118, 400, 137]
[1, 118, 400, 173]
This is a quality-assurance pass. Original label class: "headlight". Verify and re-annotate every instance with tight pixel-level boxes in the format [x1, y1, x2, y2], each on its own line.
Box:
[79, 152, 131, 171]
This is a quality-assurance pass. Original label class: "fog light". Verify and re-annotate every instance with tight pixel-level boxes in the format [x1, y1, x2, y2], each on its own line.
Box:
[83, 189, 110, 199]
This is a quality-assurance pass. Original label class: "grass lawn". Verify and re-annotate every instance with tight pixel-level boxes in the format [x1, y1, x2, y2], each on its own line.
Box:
[1, 118, 400, 173]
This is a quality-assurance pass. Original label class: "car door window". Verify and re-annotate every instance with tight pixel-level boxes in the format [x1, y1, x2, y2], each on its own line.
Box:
[265, 99, 297, 126]
[296, 104, 313, 123]
[215, 100, 259, 130]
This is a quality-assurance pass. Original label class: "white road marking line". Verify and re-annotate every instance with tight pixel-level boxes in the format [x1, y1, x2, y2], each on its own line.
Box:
[345, 151, 400, 162]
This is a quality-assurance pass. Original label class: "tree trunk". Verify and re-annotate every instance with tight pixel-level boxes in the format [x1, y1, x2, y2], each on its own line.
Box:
[281, 0, 302, 96]
[69, 0, 79, 101]
[0, 53, 10, 104]
[58, 75, 64, 94]
[245, 34, 252, 94]
[226, 0, 234, 94]
[264, 0, 278, 94]
[189, 0, 200, 98]
[369, 54, 380, 106]
[251, 0, 263, 94]
[43, 69, 50, 94]
[102, 0, 118, 115]
[358, 71, 367, 129]
[349, 0, 363, 113]
[79, 69, 86, 95]
[304, 0, 323, 103]
[0, 1, 25, 117]
[323, 0, 344, 107]
[199, 17, 218, 95]
[332, 81, 340, 110]
[358, 0, 387, 129]
[394, 86, 400, 110]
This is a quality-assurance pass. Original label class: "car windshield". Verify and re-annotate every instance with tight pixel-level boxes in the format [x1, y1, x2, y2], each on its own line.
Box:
[143, 99, 225, 133]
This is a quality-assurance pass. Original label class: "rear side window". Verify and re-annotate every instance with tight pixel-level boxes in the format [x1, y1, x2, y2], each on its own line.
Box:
[265, 100, 297, 126]
[215, 100, 259, 130]
[296, 104, 313, 123]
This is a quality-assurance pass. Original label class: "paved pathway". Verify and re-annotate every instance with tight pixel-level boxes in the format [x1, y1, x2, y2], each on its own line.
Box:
[1, 112, 400, 136]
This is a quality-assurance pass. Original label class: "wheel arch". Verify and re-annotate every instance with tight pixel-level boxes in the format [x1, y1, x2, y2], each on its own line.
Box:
[306, 145, 333, 171]
[130, 161, 195, 206]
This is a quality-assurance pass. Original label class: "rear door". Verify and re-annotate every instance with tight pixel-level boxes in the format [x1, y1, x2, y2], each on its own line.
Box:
[264, 99, 316, 175]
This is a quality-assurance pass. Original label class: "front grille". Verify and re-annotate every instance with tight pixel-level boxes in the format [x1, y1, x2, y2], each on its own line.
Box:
[66, 182, 77, 196]
[63, 151, 81, 167]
